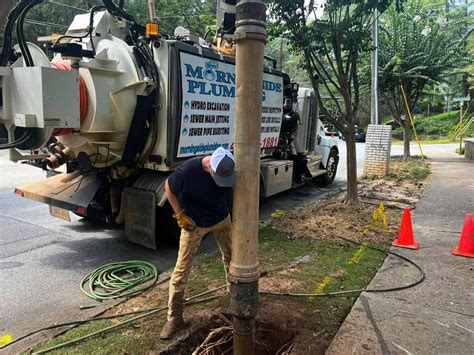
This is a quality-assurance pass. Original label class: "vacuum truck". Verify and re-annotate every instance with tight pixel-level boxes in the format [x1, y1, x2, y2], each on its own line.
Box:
[0, 1, 339, 249]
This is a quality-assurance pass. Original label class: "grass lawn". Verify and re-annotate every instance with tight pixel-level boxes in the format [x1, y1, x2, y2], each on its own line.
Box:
[392, 138, 455, 145]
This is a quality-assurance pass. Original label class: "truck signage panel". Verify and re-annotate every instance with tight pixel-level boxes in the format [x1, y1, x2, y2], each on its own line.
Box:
[177, 52, 283, 157]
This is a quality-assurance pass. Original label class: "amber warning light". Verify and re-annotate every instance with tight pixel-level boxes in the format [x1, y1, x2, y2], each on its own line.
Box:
[146, 23, 159, 39]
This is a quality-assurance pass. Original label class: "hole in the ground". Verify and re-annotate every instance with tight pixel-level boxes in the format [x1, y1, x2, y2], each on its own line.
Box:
[161, 314, 297, 355]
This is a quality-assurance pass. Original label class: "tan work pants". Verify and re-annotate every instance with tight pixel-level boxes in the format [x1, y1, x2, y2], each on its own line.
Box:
[167, 215, 231, 320]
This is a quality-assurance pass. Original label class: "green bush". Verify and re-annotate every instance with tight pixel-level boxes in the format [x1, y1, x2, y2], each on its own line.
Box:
[410, 165, 431, 181]
[387, 111, 474, 140]
[415, 111, 461, 138]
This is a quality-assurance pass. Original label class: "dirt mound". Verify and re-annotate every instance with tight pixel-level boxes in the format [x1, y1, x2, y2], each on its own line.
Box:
[271, 201, 398, 244]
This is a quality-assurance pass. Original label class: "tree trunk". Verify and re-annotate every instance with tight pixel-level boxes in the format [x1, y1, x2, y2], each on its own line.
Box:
[345, 132, 358, 205]
[402, 120, 411, 159]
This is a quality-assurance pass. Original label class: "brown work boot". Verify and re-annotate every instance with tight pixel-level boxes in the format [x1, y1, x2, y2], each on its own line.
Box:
[160, 317, 186, 339]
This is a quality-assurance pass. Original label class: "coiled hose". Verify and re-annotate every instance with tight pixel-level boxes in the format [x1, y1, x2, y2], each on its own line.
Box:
[80, 261, 158, 301]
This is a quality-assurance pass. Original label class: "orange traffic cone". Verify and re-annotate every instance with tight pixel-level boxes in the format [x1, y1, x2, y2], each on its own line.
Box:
[452, 213, 474, 258]
[392, 208, 420, 249]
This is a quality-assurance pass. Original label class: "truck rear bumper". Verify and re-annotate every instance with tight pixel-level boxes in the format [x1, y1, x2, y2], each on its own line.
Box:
[14, 171, 101, 215]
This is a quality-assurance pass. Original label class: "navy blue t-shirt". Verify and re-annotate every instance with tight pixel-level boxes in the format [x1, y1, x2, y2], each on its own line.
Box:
[168, 157, 232, 227]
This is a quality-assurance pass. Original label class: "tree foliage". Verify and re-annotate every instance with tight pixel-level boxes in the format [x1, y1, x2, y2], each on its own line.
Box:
[378, 0, 471, 157]
[3, 0, 216, 45]
[265, 37, 310, 86]
[127, 0, 217, 36]
[268, 0, 405, 204]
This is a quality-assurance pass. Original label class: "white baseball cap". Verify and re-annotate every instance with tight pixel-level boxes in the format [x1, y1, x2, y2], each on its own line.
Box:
[210, 147, 235, 187]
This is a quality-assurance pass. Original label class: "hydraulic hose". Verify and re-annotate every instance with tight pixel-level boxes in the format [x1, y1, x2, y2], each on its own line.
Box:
[0, 0, 44, 66]
[1, 0, 32, 66]
[0, 129, 33, 150]
[16, 0, 44, 67]
[102, 0, 135, 22]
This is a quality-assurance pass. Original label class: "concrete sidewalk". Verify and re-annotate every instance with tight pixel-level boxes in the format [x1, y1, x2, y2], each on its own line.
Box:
[327, 153, 474, 354]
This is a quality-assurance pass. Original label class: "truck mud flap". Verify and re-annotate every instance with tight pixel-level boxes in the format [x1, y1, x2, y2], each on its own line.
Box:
[14, 171, 100, 213]
[124, 172, 168, 249]
[124, 188, 156, 249]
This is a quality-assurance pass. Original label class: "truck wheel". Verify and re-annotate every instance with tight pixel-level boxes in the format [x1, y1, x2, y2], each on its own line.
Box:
[318, 149, 338, 186]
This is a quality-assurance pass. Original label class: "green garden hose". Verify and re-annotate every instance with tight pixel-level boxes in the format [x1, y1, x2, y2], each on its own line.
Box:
[80, 261, 158, 301]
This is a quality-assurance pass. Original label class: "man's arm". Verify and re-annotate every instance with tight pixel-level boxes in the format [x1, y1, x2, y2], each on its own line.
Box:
[165, 178, 181, 215]
[165, 178, 196, 231]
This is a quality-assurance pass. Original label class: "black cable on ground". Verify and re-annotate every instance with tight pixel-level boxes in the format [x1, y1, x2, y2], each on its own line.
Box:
[31, 287, 225, 354]
[260, 236, 425, 297]
[31, 295, 222, 355]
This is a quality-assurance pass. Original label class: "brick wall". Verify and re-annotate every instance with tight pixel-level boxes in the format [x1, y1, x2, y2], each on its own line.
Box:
[465, 139, 474, 161]
[364, 124, 392, 177]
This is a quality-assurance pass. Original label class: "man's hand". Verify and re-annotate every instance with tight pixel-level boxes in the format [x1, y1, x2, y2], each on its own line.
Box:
[173, 211, 197, 231]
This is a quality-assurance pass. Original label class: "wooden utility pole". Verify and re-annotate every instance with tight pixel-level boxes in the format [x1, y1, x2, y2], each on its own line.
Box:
[229, 0, 266, 354]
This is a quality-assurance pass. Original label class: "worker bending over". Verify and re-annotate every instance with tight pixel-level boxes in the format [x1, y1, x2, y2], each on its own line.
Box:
[160, 147, 235, 339]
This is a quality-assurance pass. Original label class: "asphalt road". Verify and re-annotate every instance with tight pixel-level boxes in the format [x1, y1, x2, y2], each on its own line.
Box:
[0, 142, 456, 351]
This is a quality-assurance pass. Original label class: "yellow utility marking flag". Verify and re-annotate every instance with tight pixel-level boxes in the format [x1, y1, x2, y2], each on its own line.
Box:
[373, 202, 388, 227]
[378, 202, 385, 214]
[372, 209, 379, 222]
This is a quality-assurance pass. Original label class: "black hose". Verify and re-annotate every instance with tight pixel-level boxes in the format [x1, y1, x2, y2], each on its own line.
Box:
[203, 28, 213, 43]
[88, 5, 106, 55]
[102, 0, 135, 22]
[51, 5, 105, 56]
[16, 7, 32, 66]
[16, 0, 44, 67]
[0, 129, 33, 150]
[260, 236, 426, 297]
[1, 0, 33, 66]
[134, 40, 159, 165]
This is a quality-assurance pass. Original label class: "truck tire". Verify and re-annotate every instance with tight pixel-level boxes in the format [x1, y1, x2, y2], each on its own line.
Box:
[318, 149, 338, 186]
